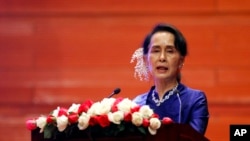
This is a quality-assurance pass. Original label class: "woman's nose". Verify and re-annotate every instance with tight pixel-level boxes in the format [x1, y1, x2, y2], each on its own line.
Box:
[159, 52, 166, 62]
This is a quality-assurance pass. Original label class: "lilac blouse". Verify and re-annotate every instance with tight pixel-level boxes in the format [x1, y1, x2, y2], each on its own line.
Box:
[133, 83, 209, 134]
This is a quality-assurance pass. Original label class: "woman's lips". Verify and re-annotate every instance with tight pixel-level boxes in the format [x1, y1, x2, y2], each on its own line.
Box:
[156, 66, 168, 72]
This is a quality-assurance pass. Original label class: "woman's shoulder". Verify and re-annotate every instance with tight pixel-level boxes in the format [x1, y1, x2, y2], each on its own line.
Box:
[132, 86, 155, 105]
[180, 83, 207, 99]
[180, 86, 208, 110]
[132, 92, 149, 105]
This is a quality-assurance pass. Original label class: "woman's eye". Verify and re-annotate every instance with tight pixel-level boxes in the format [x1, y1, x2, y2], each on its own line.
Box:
[151, 49, 160, 53]
[167, 49, 174, 53]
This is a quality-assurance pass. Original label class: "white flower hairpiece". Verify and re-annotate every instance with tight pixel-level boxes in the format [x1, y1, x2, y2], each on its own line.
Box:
[130, 48, 149, 81]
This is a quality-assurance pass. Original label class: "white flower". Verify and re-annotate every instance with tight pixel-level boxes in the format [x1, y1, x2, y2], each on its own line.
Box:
[99, 98, 115, 114]
[148, 118, 161, 135]
[57, 115, 68, 132]
[78, 113, 90, 130]
[139, 105, 154, 118]
[117, 98, 137, 113]
[108, 111, 124, 124]
[98, 104, 110, 115]
[52, 107, 60, 117]
[130, 48, 149, 81]
[148, 127, 157, 135]
[88, 101, 112, 115]
[131, 112, 143, 126]
[68, 103, 80, 113]
[101, 98, 116, 108]
[36, 116, 47, 132]
[87, 102, 101, 116]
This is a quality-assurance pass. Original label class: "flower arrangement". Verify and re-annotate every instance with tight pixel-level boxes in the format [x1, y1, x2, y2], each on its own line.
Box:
[26, 97, 173, 140]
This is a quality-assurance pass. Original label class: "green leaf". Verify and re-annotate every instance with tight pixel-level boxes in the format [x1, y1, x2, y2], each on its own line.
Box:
[117, 124, 125, 132]
[137, 126, 147, 135]
[44, 124, 56, 139]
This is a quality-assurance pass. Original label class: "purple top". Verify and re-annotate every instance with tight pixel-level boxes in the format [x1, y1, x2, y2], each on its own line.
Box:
[133, 83, 209, 134]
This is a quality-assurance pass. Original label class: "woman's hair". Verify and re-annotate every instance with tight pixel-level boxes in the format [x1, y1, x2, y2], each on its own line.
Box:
[142, 23, 188, 82]
[142, 23, 187, 57]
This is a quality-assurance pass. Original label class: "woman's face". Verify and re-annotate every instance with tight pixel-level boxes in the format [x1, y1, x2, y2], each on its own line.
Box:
[145, 31, 184, 81]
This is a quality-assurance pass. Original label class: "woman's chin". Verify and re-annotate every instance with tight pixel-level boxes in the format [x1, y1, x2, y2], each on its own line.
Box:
[154, 74, 169, 80]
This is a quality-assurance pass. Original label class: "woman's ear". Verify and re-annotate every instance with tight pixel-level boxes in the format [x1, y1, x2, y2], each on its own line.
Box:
[179, 57, 185, 69]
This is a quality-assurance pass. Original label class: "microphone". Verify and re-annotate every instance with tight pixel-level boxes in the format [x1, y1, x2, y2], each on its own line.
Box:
[175, 89, 182, 123]
[107, 88, 121, 98]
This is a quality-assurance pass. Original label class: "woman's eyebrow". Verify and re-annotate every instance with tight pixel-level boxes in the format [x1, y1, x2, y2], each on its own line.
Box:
[150, 45, 160, 49]
[166, 45, 175, 48]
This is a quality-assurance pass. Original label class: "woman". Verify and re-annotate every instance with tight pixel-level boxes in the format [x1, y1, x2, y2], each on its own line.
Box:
[131, 23, 209, 134]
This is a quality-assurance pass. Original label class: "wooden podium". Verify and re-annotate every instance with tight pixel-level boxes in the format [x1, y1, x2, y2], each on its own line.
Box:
[31, 123, 209, 141]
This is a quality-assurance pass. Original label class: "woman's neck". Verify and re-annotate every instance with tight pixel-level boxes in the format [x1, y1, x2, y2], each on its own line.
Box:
[154, 79, 178, 100]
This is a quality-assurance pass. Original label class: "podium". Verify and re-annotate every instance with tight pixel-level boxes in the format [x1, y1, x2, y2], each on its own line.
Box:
[31, 123, 209, 141]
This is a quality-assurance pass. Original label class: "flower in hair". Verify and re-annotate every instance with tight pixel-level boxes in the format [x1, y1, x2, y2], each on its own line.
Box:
[130, 48, 149, 81]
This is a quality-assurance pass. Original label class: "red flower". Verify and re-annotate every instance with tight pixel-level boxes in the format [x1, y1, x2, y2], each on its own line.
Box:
[130, 105, 140, 113]
[151, 113, 159, 118]
[26, 119, 37, 130]
[78, 100, 94, 114]
[111, 97, 123, 112]
[124, 112, 132, 122]
[68, 113, 79, 124]
[89, 115, 110, 127]
[89, 116, 98, 126]
[111, 105, 118, 112]
[142, 118, 150, 127]
[58, 107, 68, 117]
[162, 117, 173, 125]
[96, 115, 110, 128]
[46, 115, 55, 124]
[114, 97, 124, 104]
